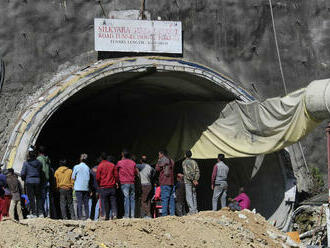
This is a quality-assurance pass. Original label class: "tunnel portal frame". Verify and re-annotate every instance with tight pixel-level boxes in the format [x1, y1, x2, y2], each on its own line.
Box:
[1, 56, 254, 171]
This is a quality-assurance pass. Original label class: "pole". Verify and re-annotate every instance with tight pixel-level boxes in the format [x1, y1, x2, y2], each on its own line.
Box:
[326, 122, 330, 246]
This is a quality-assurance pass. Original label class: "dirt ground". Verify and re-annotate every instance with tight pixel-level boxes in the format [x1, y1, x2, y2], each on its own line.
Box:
[0, 209, 297, 248]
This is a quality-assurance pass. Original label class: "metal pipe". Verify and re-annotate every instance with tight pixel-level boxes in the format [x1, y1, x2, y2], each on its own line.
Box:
[326, 122, 330, 245]
[327, 122, 330, 203]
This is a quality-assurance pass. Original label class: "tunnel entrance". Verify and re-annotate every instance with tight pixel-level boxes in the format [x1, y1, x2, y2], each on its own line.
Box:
[35, 69, 285, 217]
[35, 68, 240, 214]
[2, 57, 252, 172]
[3, 57, 289, 220]
[36, 70, 235, 164]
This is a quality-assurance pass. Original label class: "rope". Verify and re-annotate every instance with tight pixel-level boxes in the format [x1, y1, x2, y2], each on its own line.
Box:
[268, 0, 287, 95]
[268, 0, 309, 172]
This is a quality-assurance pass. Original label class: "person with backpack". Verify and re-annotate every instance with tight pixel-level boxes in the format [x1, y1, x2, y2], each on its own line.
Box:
[37, 146, 51, 217]
[155, 149, 175, 216]
[72, 154, 91, 220]
[6, 168, 24, 221]
[21, 150, 43, 218]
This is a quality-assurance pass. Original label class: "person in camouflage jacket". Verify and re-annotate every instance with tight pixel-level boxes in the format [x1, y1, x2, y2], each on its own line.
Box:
[182, 150, 200, 214]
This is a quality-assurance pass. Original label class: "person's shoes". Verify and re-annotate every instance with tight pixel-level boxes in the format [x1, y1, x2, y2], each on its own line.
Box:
[27, 214, 36, 219]
[112, 216, 118, 220]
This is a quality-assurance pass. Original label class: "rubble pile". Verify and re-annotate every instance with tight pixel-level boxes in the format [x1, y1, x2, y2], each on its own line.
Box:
[292, 206, 327, 246]
[0, 209, 298, 248]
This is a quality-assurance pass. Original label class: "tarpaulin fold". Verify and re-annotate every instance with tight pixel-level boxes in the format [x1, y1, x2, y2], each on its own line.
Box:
[190, 88, 321, 158]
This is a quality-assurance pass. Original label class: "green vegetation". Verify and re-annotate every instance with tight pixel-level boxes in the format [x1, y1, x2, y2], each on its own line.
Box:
[310, 167, 325, 195]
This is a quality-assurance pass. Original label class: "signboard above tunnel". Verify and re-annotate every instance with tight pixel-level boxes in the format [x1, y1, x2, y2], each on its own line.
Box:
[94, 18, 182, 54]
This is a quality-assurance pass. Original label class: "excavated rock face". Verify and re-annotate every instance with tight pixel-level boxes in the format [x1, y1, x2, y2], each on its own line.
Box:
[0, 0, 329, 188]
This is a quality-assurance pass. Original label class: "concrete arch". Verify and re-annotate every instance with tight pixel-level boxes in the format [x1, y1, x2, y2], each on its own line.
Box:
[1, 56, 254, 171]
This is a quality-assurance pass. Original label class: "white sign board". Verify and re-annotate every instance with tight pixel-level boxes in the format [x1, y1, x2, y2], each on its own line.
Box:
[94, 18, 182, 54]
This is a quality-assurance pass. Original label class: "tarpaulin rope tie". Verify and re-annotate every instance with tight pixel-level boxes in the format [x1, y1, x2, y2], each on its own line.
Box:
[268, 0, 309, 172]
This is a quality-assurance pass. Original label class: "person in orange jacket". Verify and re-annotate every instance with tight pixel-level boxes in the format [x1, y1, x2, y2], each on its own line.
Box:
[54, 159, 75, 220]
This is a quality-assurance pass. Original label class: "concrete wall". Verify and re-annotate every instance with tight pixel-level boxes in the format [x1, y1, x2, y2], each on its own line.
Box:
[1, 0, 330, 188]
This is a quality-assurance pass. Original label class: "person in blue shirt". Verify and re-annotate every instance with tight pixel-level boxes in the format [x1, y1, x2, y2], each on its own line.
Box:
[72, 154, 91, 220]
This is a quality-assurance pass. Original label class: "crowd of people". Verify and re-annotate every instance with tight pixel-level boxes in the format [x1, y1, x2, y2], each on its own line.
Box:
[0, 147, 250, 221]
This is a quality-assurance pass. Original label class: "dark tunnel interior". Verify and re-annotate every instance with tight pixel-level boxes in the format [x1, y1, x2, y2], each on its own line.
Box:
[36, 70, 234, 164]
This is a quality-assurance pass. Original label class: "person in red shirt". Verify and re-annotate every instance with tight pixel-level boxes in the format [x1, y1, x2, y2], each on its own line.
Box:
[96, 153, 119, 220]
[116, 149, 138, 218]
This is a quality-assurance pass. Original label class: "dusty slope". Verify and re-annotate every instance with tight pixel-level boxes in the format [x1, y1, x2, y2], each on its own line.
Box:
[0, 209, 295, 248]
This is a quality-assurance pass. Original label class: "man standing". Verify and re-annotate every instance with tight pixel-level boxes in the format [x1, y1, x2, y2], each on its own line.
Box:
[136, 155, 155, 218]
[6, 168, 24, 221]
[117, 150, 137, 218]
[21, 150, 43, 218]
[72, 154, 90, 220]
[54, 159, 75, 220]
[211, 154, 229, 211]
[90, 160, 100, 221]
[175, 173, 186, 216]
[156, 150, 175, 216]
[37, 146, 51, 217]
[182, 150, 200, 214]
[96, 153, 118, 220]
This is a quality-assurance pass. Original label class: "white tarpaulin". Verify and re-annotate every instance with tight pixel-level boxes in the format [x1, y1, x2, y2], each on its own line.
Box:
[190, 87, 321, 158]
